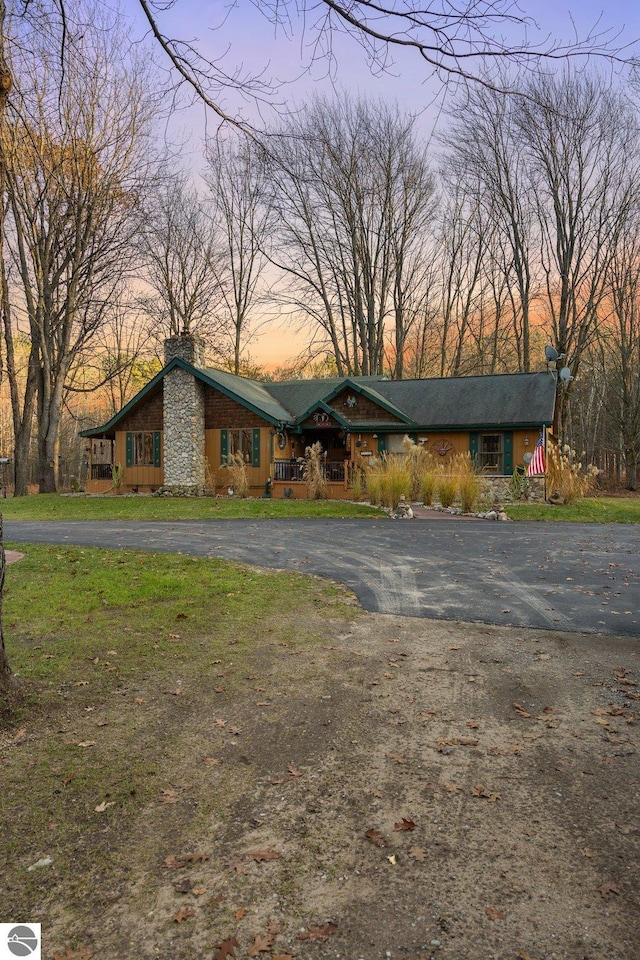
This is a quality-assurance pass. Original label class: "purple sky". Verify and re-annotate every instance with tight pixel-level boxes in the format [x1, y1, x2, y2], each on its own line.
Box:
[120, 1, 640, 366]
[123, 0, 640, 127]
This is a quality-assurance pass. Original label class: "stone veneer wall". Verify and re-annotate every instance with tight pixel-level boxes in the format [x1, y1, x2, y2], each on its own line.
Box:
[161, 335, 206, 495]
[483, 475, 546, 503]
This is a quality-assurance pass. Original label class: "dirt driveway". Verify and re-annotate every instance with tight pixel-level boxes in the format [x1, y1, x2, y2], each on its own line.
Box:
[7, 607, 636, 960]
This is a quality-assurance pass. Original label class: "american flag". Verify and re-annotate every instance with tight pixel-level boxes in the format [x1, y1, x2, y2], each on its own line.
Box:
[527, 431, 546, 476]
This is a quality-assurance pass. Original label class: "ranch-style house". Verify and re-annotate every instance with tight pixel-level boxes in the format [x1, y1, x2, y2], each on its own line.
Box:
[80, 334, 556, 499]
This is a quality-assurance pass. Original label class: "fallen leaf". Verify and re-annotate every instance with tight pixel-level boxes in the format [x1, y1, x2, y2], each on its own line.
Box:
[385, 752, 407, 764]
[160, 789, 180, 803]
[213, 718, 227, 727]
[598, 882, 620, 901]
[234, 907, 247, 921]
[213, 936, 239, 960]
[513, 703, 532, 718]
[486, 906, 505, 920]
[247, 934, 274, 956]
[76, 741, 96, 748]
[408, 845, 427, 862]
[287, 763, 302, 777]
[203, 757, 222, 766]
[192, 887, 207, 896]
[248, 849, 280, 862]
[387, 854, 397, 865]
[536, 653, 551, 661]
[472, 784, 501, 801]
[394, 817, 416, 832]
[444, 781, 463, 793]
[298, 922, 337, 942]
[182, 852, 209, 863]
[466, 720, 480, 729]
[173, 907, 195, 923]
[580, 848, 595, 858]
[94, 800, 114, 813]
[365, 828, 388, 848]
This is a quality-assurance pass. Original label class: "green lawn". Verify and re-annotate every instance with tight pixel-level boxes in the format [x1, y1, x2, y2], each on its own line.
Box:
[505, 496, 640, 523]
[0, 492, 385, 521]
[0, 491, 638, 523]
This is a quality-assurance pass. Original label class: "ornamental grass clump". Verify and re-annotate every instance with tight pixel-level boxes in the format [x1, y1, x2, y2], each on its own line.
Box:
[364, 454, 412, 509]
[303, 441, 328, 500]
[436, 472, 458, 509]
[222, 451, 249, 497]
[546, 442, 599, 505]
[450, 452, 482, 512]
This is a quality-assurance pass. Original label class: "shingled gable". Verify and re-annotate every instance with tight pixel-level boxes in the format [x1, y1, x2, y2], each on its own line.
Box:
[80, 357, 292, 438]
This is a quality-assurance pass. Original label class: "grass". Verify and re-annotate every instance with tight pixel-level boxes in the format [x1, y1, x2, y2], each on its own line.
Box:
[0, 492, 384, 521]
[505, 496, 640, 523]
[0, 544, 359, 935]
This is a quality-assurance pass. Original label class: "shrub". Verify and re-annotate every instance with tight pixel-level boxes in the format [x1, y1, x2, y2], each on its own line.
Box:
[303, 441, 328, 500]
[546, 442, 599, 505]
[222, 451, 249, 497]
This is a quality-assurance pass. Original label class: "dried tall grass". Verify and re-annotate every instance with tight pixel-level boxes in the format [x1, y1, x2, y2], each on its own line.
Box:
[546, 442, 598, 505]
[303, 442, 328, 500]
[222, 451, 249, 497]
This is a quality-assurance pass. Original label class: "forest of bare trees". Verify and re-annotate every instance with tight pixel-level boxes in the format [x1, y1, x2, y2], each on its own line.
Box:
[0, 0, 639, 691]
[0, 0, 639, 498]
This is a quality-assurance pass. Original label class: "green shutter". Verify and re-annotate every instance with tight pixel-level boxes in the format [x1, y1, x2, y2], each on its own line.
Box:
[153, 431, 161, 467]
[469, 432, 478, 466]
[252, 428, 261, 467]
[377, 435, 386, 455]
[503, 431, 513, 476]
[220, 429, 228, 464]
[126, 432, 133, 467]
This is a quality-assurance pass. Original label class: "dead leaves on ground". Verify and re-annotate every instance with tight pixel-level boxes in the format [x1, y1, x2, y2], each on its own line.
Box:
[161, 851, 209, 870]
[213, 936, 239, 960]
[365, 828, 388, 848]
[298, 922, 337, 942]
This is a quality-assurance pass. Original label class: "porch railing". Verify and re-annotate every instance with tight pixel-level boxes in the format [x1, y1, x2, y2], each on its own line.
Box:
[273, 459, 346, 483]
[91, 463, 114, 481]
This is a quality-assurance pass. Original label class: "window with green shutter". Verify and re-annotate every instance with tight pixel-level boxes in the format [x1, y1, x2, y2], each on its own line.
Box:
[126, 431, 160, 467]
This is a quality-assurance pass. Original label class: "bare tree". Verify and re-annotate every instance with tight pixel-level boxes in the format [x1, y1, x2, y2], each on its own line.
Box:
[444, 83, 538, 372]
[204, 138, 274, 375]
[600, 209, 640, 489]
[3, 3, 161, 493]
[267, 94, 435, 376]
[139, 176, 225, 357]
[131, 0, 639, 128]
[514, 70, 640, 441]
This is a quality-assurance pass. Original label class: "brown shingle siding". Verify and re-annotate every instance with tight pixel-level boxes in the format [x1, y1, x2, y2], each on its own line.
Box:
[204, 386, 269, 429]
[119, 388, 164, 431]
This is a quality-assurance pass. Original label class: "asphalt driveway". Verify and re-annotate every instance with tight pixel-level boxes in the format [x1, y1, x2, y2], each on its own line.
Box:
[5, 518, 639, 636]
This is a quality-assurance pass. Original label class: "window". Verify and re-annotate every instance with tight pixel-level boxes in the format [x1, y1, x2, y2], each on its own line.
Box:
[220, 428, 261, 467]
[229, 429, 253, 463]
[478, 433, 502, 473]
[126, 431, 161, 467]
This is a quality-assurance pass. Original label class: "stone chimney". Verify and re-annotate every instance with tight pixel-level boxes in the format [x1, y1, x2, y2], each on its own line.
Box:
[161, 332, 205, 495]
[164, 330, 205, 367]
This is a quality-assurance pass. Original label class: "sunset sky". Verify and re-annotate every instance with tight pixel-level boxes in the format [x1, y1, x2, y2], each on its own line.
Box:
[120, 0, 640, 369]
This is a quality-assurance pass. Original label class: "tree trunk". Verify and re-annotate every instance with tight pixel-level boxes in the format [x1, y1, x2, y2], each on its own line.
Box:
[0, 514, 17, 696]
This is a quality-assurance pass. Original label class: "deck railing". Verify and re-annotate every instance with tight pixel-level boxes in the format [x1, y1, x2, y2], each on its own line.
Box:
[91, 463, 114, 480]
[273, 459, 346, 483]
